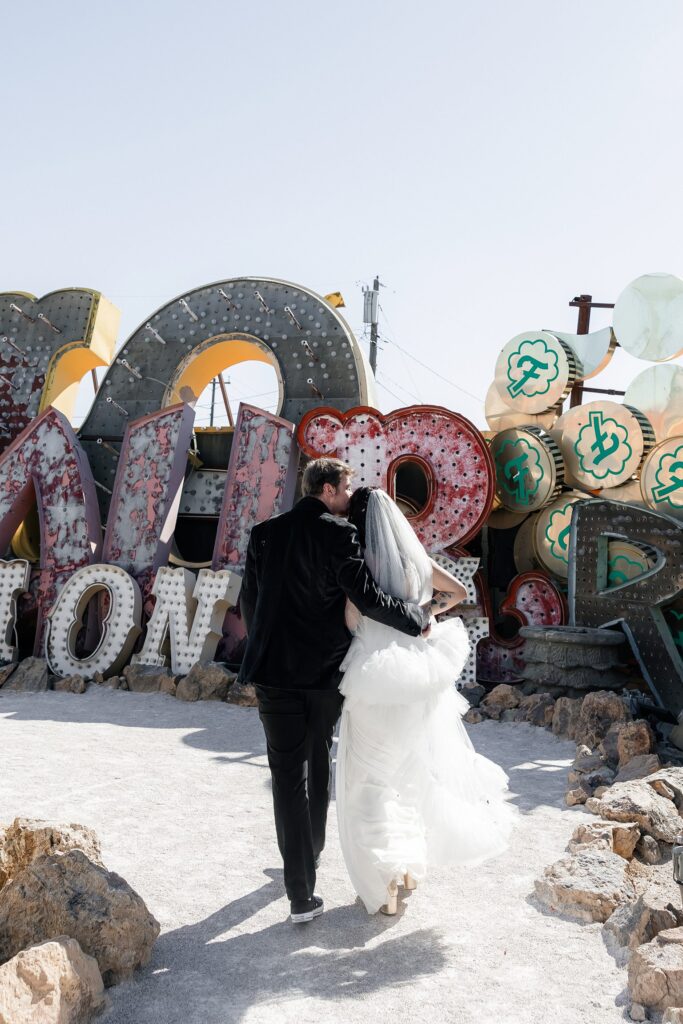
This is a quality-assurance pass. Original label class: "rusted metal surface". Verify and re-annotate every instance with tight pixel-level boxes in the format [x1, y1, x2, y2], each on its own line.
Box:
[0, 289, 117, 450]
[0, 408, 101, 651]
[102, 404, 196, 606]
[569, 499, 683, 715]
[477, 571, 567, 683]
[297, 405, 494, 549]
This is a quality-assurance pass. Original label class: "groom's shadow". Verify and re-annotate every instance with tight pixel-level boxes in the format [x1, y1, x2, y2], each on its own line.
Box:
[105, 869, 448, 1024]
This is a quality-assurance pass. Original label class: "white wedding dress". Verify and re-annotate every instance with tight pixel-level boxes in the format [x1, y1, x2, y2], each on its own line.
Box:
[335, 491, 514, 915]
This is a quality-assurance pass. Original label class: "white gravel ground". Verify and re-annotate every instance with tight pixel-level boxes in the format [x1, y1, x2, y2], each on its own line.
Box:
[0, 688, 629, 1024]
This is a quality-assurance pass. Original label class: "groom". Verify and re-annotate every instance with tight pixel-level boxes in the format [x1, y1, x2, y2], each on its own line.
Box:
[237, 457, 429, 923]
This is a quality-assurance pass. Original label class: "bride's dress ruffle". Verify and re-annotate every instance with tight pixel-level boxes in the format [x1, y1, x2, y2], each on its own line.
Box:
[336, 616, 515, 914]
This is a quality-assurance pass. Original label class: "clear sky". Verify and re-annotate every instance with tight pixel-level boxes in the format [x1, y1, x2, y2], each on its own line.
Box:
[3, 0, 683, 427]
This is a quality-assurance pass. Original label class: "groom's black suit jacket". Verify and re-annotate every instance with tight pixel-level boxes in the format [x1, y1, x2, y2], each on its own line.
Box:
[237, 495, 425, 691]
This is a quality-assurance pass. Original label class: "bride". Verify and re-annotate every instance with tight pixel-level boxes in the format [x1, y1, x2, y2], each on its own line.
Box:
[336, 486, 515, 915]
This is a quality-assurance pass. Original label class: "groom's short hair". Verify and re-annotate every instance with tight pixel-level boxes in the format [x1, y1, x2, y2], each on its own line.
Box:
[302, 458, 352, 496]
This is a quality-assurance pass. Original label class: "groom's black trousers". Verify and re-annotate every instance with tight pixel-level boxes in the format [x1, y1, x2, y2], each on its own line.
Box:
[255, 685, 344, 902]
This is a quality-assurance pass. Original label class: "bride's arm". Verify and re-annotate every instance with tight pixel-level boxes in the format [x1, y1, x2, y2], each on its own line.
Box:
[428, 559, 468, 616]
[345, 599, 361, 633]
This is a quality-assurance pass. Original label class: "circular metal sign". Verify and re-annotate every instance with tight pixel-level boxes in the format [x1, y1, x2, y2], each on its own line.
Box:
[513, 513, 539, 573]
[490, 426, 564, 512]
[612, 272, 683, 361]
[484, 382, 560, 432]
[639, 436, 683, 523]
[494, 331, 579, 413]
[533, 492, 587, 579]
[560, 401, 655, 489]
[624, 364, 683, 442]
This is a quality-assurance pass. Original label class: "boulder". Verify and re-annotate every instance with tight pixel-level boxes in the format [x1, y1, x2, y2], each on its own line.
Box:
[0, 937, 105, 1023]
[0, 818, 103, 890]
[637, 835, 663, 865]
[551, 696, 582, 740]
[176, 661, 235, 702]
[464, 708, 484, 725]
[586, 780, 683, 844]
[604, 897, 681, 957]
[568, 820, 640, 860]
[0, 850, 159, 986]
[534, 847, 636, 922]
[481, 684, 520, 713]
[1, 657, 49, 692]
[599, 723, 623, 768]
[52, 675, 87, 694]
[575, 691, 630, 750]
[628, 928, 683, 1013]
[615, 755, 663, 784]
[664, 1010, 683, 1023]
[618, 720, 656, 768]
[225, 680, 257, 707]
[122, 664, 177, 694]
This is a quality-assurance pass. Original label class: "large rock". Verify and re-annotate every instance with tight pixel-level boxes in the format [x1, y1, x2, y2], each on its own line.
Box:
[552, 696, 582, 740]
[225, 680, 258, 707]
[637, 835, 663, 864]
[534, 848, 636, 922]
[615, 754, 662, 784]
[568, 820, 640, 860]
[481, 684, 520, 716]
[176, 661, 235, 702]
[604, 897, 681, 958]
[0, 937, 105, 1023]
[1, 658, 49, 692]
[618, 720, 656, 768]
[0, 664, 17, 688]
[122, 664, 177, 695]
[527, 693, 555, 728]
[0, 818, 103, 890]
[461, 682, 485, 707]
[586, 780, 683, 843]
[628, 928, 683, 1013]
[664, 1010, 683, 1023]
[575, 690, 629, 750]
[464, 708, 484, 724]
[646, 769, 683, 814]
[0, 850, 159, 986]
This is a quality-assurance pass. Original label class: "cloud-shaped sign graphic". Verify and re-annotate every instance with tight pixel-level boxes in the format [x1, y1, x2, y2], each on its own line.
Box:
[652, 443, 683, 508]
[506, 338, 559, 400]
[495, 437, 543, 505]
[575, 412, 632, 481]
[545, 503, 574, 564]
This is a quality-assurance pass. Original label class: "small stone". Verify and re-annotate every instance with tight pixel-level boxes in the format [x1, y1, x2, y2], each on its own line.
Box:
[481, 683, 520, 712]
[647, 769, 683, 813]
[0, 936, 106, 1023]
[629, 1003, 647, 1021]
[53, 674, 87, 694]
[594, 786, 609, 799]
[535, 847, 636, 922]
[584, 767, 617, 789]
[618, 720, 656, 768]
[576, 690, 630, 750]
[637, 835, 663, 865]
[527, 694, 555, 728]
[464, 708, 484, 724]
[1, 657, 49, 692]
[600, 723, 623, 767]
[122, 664, 177, 694]
[628, 928, 683, 1012]
[573, 751, 607, 774]
[225, 680, 258, 707]
[615, 755, 662, 784]
[566, 787, 589, 806]
[652, 780, 677, 801]
[568, 820, 640, 859]
[0, 663, 17, 688]
[461, 682, 485, 707]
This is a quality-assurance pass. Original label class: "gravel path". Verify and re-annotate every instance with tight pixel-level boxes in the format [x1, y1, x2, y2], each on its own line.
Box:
[0, 689, 628, 1023]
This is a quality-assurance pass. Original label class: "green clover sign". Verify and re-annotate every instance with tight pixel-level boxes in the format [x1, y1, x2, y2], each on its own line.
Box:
[574, 410, 632, 481]
[651, 443, 683, 507]
[495, 437, 543, 506]
[545, 503, 574, 564]
[506, 338, 559, 400]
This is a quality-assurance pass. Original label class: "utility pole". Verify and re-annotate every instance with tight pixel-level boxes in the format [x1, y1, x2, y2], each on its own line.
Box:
[363, 276, 380, 375]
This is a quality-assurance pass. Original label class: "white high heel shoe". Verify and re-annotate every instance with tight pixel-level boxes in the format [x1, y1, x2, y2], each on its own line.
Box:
[380, 880, 399, 915]
[402, 872, 417, 891]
